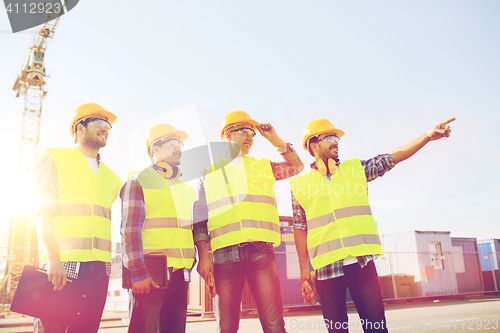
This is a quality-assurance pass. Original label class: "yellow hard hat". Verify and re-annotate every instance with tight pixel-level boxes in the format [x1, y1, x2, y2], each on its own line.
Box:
[146, 124, 188, 157]
[303, 119, 345, 151]
[220, 111, 260, 140]
[70, 103, 117, 137]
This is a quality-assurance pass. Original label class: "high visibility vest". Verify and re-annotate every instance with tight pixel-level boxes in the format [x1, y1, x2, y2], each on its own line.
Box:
[290, 159, 382, 270]
[137, 167, 196, 269]
[42, 148, 122, 264]
[205, 156, 281, 251]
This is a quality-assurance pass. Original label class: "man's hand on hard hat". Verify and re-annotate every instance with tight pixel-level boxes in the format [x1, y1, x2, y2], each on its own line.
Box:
[132, 277, 160, 294]
[257, 123, 286, 147]
[47, 260, 67, 291]
[426, 118, 455, 141]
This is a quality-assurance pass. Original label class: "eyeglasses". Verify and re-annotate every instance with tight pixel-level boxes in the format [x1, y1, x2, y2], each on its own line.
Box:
[157, 139, 184, 148]
[230, 128, 256, 137]
[85, 118, 112, 130]
[319, 135, 340, 144]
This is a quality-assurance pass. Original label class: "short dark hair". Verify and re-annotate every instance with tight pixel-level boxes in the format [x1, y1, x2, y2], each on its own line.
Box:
[79, 118, 92, 127]
[154, 139, 167, 148]
[74, 118, 90, 135]
[308, 136, 319, 157]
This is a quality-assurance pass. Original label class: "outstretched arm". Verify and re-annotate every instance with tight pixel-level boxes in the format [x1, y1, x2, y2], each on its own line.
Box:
[390, 118, 455, 165]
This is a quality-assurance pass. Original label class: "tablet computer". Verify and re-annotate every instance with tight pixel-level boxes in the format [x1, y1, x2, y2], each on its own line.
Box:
[10, 265, 83, 326]
[122, 255, 168, 289]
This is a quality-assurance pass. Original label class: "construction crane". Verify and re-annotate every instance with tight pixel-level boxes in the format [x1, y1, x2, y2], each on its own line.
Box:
[1, 16, 62, 306]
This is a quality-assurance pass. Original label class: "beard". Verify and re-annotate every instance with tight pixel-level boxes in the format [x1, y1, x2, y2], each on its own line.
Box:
[319, 145, 339, 163]
[83, 132, 106, 149]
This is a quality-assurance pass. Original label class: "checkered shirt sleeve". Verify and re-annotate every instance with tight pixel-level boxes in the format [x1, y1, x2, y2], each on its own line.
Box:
[120, 178, 149, 283]
[34, 153, 59, 216]
[271, 143, 304, 181]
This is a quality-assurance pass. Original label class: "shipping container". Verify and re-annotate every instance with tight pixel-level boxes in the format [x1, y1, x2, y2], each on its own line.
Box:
[477, 239, 500, 292]
[377, 231, 458, 298]
[450, 237, 483, 293]
[477, 239, 500, 271]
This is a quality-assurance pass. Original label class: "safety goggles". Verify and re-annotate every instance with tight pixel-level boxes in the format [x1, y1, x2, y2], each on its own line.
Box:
[83, 118, 112, 130]
[157, 139, 184, 148]
[319, 135, 340, 144]
[230, 127, 256, 137]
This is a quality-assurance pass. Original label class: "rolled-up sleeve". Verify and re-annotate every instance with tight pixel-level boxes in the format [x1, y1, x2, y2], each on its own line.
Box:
[271, 143, 304, 181]
[361, 153, 395, 182]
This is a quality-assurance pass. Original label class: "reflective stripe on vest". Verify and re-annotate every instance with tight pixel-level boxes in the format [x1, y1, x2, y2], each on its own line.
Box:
[210, 220, 280, 239]
[307, 206, 372, 230]
[136, 167, 196, 269]
[205, 156, 281, 250]
[56, 204, 111, 220]
[57, 237, 112, 252]
[43, 148, 121, 264]
[143, 217, 192, 230]
[290, 159, 383, 270]
[207, 194, 277, 213]
[143, 248, 196, 259]
[308, 234, 381, 259]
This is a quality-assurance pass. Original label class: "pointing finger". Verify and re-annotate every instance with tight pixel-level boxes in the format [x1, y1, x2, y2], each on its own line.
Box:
[442, 117, 456, 125]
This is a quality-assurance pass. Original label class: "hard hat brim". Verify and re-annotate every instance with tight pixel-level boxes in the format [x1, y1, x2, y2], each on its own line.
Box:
[70, 110, 117, 137]
[220, 119, 260, 140]
[303, 128, 345, 151]
[151, 130, 188, 146]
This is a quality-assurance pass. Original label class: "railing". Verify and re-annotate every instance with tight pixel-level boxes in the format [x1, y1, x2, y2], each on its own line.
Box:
[1, 247, 499, 317]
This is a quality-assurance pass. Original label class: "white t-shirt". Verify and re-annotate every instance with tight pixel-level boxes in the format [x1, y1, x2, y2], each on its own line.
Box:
[84, 156, 99, 175]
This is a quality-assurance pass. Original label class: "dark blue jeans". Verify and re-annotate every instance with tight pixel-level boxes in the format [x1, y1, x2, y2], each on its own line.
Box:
[315, 260, 388, 333]
[214, 242, 287, 333]
[34, 261, 109, 333]
[128, 269, 188, 333]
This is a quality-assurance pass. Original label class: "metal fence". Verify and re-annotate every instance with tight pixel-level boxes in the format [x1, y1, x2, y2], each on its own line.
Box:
[1, 247, 499, 317]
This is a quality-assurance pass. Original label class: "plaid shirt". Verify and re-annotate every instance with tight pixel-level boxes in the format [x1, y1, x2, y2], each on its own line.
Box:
[120, 166, 192, 283]
[35, 152, 111, 279]
[193, 143, 304, 264]
[291, 154, 395, 280]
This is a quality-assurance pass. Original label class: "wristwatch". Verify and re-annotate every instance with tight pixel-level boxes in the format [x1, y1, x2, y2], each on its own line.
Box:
[277, 144, 289, 153]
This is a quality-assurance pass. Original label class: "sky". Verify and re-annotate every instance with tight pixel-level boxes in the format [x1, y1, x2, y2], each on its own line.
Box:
[1, 0, 499, 245]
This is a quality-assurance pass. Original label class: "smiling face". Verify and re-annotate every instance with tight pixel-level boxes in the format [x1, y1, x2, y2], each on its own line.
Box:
[152, 137, 183, 166]
[76, 119, 109, 150]
[311, 133, 339, 162]
[226, 122, 255, 156]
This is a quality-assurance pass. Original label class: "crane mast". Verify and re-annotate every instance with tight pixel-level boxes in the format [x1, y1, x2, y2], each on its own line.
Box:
[1, 17, 61, 305]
